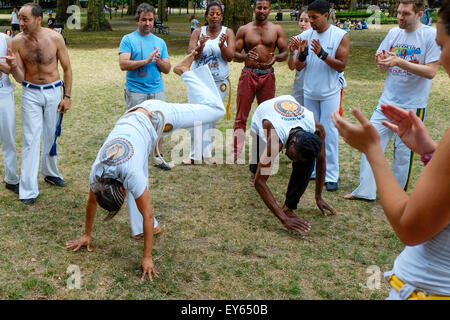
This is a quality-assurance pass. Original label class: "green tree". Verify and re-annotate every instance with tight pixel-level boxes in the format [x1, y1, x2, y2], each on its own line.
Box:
[83, 0, 112, 31]
[127, 0, 146, 16]
[158, 0, 168, 22]
[223, 0, 253, 34]
[56, 0, 69, 25]
[388, 0, 399, 18]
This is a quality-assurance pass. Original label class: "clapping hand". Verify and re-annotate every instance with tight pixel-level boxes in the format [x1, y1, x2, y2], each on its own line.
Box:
[146, 48, 159, 64]
[289, 36, 300, 53]
[310, 39, 323, 55]
[0, 48, 18, 69]
[218, 33, 227, 48]
[380, 104, 437, 155]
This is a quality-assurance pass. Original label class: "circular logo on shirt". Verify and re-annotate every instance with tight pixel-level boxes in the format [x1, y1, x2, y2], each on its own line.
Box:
[100, 138, 133, 166]
[274, 100, 304, 118]
[220, 83, 227, 92]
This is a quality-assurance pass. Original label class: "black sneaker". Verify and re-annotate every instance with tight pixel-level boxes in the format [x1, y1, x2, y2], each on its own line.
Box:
[21, 198, 36, 205]
[5, 182, 19, 195]
[44, 176, 66, 187]
[325, 182, 338, 192]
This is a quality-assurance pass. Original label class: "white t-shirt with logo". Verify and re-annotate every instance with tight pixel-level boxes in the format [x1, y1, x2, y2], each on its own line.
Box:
[89, 112, 158, 199]
[377, 25, 441, 109]
[251, 95, 316, 146]
[300, 25, 347, 100]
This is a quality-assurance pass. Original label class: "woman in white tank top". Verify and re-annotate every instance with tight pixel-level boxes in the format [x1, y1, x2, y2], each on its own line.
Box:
[183, 2, 236, 165]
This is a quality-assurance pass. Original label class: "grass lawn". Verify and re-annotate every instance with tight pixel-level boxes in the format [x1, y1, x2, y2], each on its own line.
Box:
[0, 12, 448, 300]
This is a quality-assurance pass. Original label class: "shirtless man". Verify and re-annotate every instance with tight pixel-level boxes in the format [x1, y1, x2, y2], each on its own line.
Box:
[230, 0, 288, 160]
[3, 3, 72, 204]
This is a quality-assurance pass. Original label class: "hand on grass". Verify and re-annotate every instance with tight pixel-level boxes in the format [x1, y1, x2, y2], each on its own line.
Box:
[66, 235, 93, 252]
[316, 197, 337, 216]
[139, 257, 158, 282]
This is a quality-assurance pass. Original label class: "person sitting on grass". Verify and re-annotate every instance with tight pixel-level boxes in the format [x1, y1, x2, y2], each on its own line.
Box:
[66, 51, 226, 282]
[362, 18, 368, 29]
[331, 0, 450, 299]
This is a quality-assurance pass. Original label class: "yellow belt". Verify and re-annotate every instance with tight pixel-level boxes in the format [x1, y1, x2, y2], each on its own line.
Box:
[226, 77, 232, 120]
[388, 275, 450, 300]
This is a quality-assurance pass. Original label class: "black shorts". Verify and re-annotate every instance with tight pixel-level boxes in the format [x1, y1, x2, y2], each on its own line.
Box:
[11, 24, 20, 31]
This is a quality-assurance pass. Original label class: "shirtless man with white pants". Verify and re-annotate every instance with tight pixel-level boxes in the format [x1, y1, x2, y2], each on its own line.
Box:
[3, 3, 73, 204]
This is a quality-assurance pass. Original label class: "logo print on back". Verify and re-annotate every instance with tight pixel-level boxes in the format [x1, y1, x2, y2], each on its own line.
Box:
[100, 138, 134, 166]
[274, 100, 304, 118]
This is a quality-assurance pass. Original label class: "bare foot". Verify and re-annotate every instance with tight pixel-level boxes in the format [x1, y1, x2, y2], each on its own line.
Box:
[249, 173, 255, 185]
[203, 157, 216, 165]
[182, 158, 195, 165]
[173, 51, 197, 75]
[132, 225, 162, 239]
[343, 194, 374, 201]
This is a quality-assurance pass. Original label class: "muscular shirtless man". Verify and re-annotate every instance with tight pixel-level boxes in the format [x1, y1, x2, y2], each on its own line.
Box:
[3, 3, 72, 204]
[230, 0, 288, 160]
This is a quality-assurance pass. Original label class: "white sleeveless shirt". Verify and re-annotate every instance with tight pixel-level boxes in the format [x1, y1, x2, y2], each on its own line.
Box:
[0, 33, 14, 93]
[300, 25, 347, 100]
[251, 95, 316, 146]
[192, 26, 229, 81]
[390, 224, 450, 295]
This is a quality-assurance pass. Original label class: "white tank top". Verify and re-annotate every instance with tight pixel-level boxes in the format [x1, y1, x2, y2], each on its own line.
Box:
[391, 224, 450, 295]
[192, 26, 229, 81]
[251, 95, 316, 146]
[0, 33, 13, 93]
[300, 25, 347, 100]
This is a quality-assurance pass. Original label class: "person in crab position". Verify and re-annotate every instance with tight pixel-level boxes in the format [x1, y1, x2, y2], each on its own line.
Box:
[250, 95, 337, 234]
[66, 51, 225, 282]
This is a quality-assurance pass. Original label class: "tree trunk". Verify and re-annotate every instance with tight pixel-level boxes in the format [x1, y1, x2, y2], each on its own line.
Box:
[83, 0, 112, 31]
[223, 0, 253, 34]
[127, 0, 146, 16]
[388, 0, 398, 18]
[349, 0, 357, 11]
[56, 0, 69, 24]
[158, 0, 168, 22]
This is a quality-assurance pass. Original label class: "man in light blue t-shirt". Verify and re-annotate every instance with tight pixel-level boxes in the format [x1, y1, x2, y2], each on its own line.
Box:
[119, 3, 172, 170]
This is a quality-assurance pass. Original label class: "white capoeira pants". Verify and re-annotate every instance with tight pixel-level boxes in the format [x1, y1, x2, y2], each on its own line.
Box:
[304, 92, 341, 183]
[188, 79, 228, 161]
[19, 80, 63, 199]
[127, 157, 159, 236]
[0, 90, 19, 185]
[128, 65, 225, 236]
[351, 105, 425, 200]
